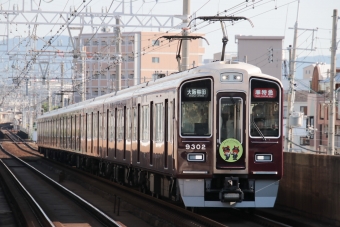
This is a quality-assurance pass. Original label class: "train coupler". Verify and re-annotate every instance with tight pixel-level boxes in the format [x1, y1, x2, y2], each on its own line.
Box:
[219, 176, 244, 204]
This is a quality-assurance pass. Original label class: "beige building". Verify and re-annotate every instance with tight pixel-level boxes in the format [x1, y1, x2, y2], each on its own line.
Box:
[235, 35, 284, 80]
[75, 31, 205, 101]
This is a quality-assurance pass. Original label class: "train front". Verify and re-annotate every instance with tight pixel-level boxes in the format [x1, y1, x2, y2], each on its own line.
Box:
[177, 65, 283, 208]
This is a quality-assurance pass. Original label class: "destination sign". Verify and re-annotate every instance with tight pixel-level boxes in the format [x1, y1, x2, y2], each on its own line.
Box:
[185, 88, 208, 98]
[253, 88, 277, 98]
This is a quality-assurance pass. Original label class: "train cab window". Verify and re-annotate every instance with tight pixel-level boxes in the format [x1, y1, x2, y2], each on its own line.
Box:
[180, 79, 212, 137]
[219, 97, 243, 142]
[250, 79, 281, 138]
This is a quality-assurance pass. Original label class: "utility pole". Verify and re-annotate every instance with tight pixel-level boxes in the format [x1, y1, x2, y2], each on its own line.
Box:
[328, 9, 338, 155]
[285, 1, 299, 152]
[115, 16, 122, 91]
[47, 71, 51, 112]
[181, 0, 190, 71]
[81, 46, 86, 102]
[61, 62, 64, 108]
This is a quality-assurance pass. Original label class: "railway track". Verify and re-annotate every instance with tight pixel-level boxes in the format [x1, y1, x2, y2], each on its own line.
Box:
[1, 131, 295, 227]
[0, 143, 121, 227]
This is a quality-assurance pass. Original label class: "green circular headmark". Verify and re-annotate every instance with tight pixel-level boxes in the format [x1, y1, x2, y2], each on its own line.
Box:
[219, 138, 243, 162]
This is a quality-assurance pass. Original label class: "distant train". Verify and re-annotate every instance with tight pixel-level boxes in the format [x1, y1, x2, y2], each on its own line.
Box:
[37, 60, 283, 208]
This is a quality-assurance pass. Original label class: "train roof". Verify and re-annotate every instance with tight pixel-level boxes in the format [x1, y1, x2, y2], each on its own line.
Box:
[38, 61, 282, 119]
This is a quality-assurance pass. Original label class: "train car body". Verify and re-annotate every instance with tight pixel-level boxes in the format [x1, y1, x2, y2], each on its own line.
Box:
[37, 61, 283, 208]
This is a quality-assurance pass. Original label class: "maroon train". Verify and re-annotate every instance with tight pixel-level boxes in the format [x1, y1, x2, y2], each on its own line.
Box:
[37, 61, 283, 208]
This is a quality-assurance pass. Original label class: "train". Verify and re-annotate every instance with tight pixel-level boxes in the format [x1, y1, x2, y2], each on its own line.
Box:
[37, 60, 283, 208]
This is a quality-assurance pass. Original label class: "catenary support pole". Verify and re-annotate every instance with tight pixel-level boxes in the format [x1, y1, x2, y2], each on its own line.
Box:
[328, 9, 338, 155]
[181, 0, 190, 71]
[285, 1, 299, 152]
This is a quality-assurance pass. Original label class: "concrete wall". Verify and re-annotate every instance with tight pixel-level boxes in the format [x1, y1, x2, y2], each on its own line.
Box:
[276, 152, 340, 226]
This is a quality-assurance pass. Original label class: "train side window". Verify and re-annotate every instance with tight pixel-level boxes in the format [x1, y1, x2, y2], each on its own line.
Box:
[126, 108, 131, 141]
[110, 110, 115, 142]
[105, 109, 109, 156]
[60, 118, 62, 147]
[117, 109, 124, 140]
[155, 103, 164, 142]
[132, 107, 137, 141]
[142, 105, 150, 141]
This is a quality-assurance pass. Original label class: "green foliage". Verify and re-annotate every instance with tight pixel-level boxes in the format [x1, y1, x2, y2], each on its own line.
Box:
[42, 102, 49, 113]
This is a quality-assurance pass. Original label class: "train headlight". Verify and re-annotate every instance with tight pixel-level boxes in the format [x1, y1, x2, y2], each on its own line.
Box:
[187, 153, 205, 162]
[220, 72, 243, 82]
[255, 154, 272, 162]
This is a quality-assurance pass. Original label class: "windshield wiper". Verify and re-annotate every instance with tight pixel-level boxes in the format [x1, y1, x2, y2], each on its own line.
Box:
[252, 118, 266, 141]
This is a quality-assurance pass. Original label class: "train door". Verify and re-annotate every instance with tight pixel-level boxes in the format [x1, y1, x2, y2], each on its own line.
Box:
[70, 116, 73, 149]
[216, 92, 246, 169]
[150, 101, 154, 166]
[164, 99, 169, 169]
[123, 106, 127, 160]
[137, 104, 141, 163]
[131, 105, 137, 163]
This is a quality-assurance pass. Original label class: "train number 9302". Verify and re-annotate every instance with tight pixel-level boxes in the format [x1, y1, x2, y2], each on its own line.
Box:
[185, 144, 206, 150]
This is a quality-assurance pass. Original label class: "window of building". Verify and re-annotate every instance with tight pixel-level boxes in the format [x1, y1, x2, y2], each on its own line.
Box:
[152, 57, 160, 63]
[319, 125, 323, 145]
[320, 104, 325, 119]
[336, 125, 340, 135]
[300, 137, 310, 145]
[300, 106, 307, 115]
[93, 73, 99, 79]
[283, 106, 287, 119]
[152, 40, 160, 46]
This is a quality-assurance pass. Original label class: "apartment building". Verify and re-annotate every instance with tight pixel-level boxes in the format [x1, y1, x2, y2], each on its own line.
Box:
[304, 65, 340, 154]
[74, 31, 205, 102]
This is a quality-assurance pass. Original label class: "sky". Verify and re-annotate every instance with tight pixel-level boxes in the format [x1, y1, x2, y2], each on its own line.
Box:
[0, 0, 339, 65]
